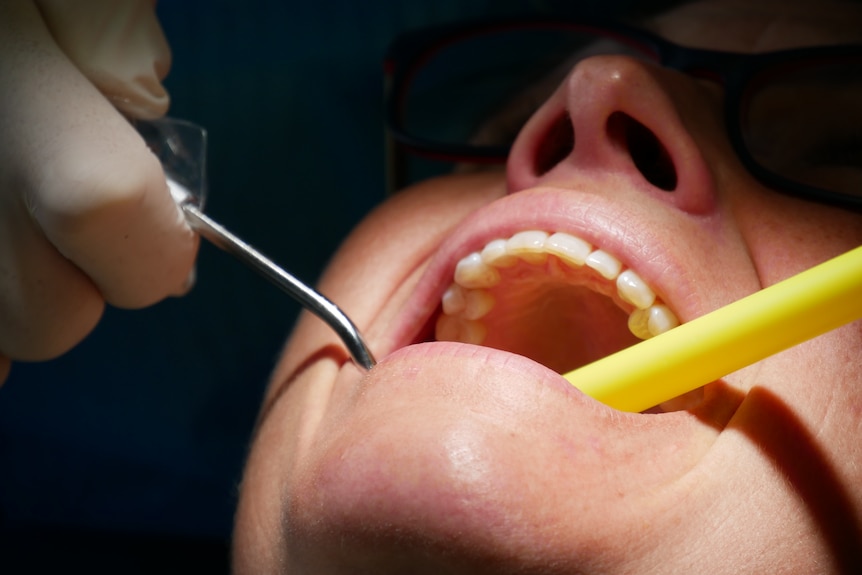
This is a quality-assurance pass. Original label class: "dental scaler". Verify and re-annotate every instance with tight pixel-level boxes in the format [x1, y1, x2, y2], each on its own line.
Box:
[174, 184, 377, 371]
[139, 117, 376, 371]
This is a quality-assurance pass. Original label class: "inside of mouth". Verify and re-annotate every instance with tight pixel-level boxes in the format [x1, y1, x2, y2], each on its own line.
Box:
[426, 274, 697, 412]
[478, 274, 639, 374]
[425, 230, 698, 412]
[428, 258, 640, 374]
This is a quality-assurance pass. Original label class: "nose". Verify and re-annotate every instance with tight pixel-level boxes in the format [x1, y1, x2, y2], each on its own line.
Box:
[506, 55, 717, 215]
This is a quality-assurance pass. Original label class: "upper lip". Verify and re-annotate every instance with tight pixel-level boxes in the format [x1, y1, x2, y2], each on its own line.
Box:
[379, 185, 704, 361]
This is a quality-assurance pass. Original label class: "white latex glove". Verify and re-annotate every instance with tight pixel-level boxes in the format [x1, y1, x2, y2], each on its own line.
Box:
[0, 0, 198, 383]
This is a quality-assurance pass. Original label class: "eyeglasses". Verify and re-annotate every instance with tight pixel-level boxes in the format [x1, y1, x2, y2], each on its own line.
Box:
[384, 18, 862, 209]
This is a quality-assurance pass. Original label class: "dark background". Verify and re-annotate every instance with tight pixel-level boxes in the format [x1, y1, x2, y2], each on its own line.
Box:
[0, 0, 643, 571]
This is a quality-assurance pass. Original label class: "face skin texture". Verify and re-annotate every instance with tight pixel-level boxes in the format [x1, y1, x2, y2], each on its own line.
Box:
[233, 1, 862, 572]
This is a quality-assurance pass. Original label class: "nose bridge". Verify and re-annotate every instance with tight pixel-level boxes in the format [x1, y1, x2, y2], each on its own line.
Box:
[506, 54, 718, 215]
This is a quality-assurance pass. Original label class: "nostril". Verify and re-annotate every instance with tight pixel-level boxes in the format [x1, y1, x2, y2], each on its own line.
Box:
[533, 114, 575, 177]
[607, 112, 677, 191]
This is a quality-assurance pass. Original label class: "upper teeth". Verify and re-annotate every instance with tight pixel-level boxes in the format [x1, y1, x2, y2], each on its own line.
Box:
[436, 230, 680, 346]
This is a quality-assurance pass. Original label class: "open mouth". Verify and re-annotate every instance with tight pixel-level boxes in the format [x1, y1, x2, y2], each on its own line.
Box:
[430, 228, 696, 411]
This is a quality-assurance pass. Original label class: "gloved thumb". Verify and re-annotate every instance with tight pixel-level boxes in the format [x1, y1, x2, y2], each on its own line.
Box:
[36, 0, 172, 120]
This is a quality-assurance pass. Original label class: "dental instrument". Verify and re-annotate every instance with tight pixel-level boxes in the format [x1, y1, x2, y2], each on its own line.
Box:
[139, 117, 376, 371]
[563, 244, 862, 412]
[176, 191, 377, 371]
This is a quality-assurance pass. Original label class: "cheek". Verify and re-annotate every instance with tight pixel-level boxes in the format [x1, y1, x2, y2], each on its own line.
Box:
[733, 190, 862, 285]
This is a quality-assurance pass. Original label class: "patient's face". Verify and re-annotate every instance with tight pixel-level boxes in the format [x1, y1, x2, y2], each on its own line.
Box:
[233, 1, 862, 572]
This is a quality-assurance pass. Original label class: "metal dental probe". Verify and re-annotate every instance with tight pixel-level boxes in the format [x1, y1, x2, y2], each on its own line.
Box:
[138, 116, 375, 370]
[178, 200, 377, 371]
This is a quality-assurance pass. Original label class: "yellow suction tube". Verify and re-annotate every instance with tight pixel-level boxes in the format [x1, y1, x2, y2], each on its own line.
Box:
[562, 245, 862, 412]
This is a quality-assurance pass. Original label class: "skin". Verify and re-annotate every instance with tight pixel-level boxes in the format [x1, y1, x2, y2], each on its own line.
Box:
[233, 1, 862, 573]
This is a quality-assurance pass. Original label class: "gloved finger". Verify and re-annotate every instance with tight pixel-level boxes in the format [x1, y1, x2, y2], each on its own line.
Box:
[0, 193, 104, 361]
[34, 0, 196, 301]
[36, 0, 172, 120]
[0, 1, 198, 312]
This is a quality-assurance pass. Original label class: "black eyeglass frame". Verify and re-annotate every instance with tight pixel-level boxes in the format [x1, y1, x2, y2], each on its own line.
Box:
[384, 17, 862, 209]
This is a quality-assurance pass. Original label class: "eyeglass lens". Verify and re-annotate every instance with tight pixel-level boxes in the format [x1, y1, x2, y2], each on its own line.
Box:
[741, 55, 862, 199]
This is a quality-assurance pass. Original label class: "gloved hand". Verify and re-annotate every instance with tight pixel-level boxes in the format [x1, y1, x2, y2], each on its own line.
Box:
[0, 0, 198, 383]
